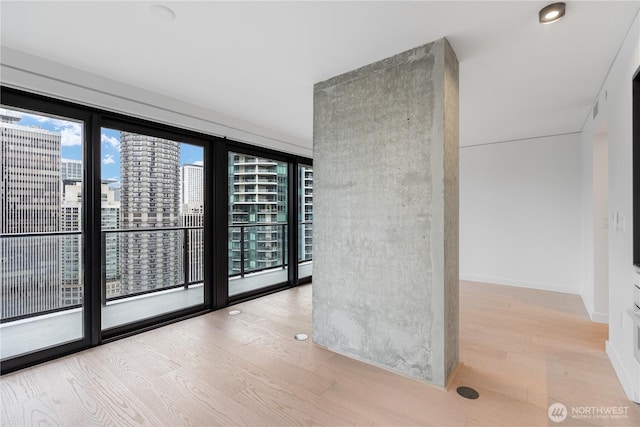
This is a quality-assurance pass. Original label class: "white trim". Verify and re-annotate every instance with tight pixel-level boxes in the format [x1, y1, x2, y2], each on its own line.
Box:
[606, 340, 639, 403]
[580, 291, 609, 324]
[589, 311, 609, 324]
[581, 288, 595, 313]
[459, 274, 580, 295]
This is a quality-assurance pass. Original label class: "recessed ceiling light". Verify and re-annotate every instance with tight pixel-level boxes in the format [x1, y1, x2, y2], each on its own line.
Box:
[150, 4, 176, 22]
[539, 3, 566, 24]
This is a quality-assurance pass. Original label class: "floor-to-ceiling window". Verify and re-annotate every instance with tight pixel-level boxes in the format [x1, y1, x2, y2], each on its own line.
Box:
[0, 104, 88, 362]
[228, 151, 289, 297]
[0, 87, 311, 374]
[99, 124, 206, 331]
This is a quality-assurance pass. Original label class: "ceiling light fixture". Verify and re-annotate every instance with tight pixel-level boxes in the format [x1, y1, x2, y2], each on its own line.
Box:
[150, 4, 176, 22]
[539, 2, 566, 24]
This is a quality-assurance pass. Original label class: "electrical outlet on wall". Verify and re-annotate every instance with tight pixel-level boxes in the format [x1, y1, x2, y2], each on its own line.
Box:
[612, 212, 626, 232]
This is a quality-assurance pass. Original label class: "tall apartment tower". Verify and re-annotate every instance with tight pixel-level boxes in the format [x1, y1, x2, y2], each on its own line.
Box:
[119, 132, 181, 295]
[0, 109, 62, 318]
[229, 153, 287, 274]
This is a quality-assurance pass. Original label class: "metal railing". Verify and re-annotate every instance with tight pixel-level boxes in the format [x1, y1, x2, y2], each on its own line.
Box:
[228, 223, 287, 278]
[0, 222, 313, 322]
[298, 221, 313, 263]
[0, 231, 84, 322]
[101, 226, 204, 303]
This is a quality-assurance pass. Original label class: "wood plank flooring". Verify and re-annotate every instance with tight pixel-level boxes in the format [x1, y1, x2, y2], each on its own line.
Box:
[1, 281, 638, 426]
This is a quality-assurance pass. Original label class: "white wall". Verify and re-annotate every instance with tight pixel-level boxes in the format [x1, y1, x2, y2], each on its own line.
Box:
[581, 120, 611, 324]
[593, 125, 610, 322]
[460, 133, 582, 294]
[581, 11, 640, 403]
[0, 47, 313, 158]
[580, 125, 596, 316]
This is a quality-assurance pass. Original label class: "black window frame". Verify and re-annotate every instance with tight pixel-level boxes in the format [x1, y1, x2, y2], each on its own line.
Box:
[1, 88, 95, 373]
[98, 115, 214, 340]
[0, 86, 312, 375]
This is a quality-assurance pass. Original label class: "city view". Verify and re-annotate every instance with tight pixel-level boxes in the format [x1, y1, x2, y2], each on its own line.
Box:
[0, 106, 313, 333]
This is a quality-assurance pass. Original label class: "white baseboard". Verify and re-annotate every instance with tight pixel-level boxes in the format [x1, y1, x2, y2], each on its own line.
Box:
[606, 340, 639, 403]
[580, 293, 608, 324]
[589, 311, 609, 324]
[459, 274, 580, 295]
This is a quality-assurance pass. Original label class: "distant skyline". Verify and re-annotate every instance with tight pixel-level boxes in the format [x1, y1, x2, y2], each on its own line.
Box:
[4, 108, 203, 186]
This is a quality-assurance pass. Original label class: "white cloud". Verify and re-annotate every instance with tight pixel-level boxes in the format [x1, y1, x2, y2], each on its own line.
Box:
[60, 123, 82, 146]
[16, 112, 83, 146]
[101, 133, 121, 151]
[103, 154, 115, 165]
[194, 160, 204, 166]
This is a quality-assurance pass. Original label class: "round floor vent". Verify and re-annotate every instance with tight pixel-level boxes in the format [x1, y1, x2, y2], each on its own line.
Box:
[456, 386, 479, 399]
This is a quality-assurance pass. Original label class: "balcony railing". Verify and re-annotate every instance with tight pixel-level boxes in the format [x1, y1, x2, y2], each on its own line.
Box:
[228, 223, 287, 278]
[0, 227, 204, 323]
[101, 226, 204, 304]
[1, 222, 312, 323]
[0, 230, 84, 322]
[298, 221, 313, 263]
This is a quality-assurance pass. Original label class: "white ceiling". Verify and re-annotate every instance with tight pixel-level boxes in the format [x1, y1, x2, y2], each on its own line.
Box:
[1, 1, 638, 149]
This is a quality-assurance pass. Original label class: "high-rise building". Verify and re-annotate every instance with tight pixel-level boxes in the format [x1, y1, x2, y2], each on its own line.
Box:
[58, 179, 123, 306]
[0, 109, 62, 318]
[60, 180, 83, 306]
[299, 166, 313, 262]
[181, 163, 204, 284]
[61, 158, 82, 181]
[228, 153, 287, 275]
[181, 202, 204, 284]
[182, 163, 203, 205]
[98, 180, 121, 299]
[119, 132, 181, 295]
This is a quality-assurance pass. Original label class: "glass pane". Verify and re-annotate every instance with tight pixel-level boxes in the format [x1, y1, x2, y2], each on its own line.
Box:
[298, 164, 313, 279]
[100, 128, 204, 330]
[0, 106, 85, 360]
[228, 152, 288, 296]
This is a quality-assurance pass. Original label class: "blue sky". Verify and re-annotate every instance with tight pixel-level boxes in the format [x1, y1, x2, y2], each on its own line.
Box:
[9, 109, 203, 185]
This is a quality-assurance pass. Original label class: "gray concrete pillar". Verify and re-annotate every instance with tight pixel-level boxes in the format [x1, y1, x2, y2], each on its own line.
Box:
[312, 38, 459, 387]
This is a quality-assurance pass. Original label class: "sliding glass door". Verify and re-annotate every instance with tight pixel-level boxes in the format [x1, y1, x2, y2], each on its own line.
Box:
[228, 151, 288, 297]
[0, 105, 87, 360]
[100, 126, 205, 331]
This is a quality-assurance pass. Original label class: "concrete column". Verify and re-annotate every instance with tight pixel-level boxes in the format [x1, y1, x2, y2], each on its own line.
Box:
[312, 38, 459, 387]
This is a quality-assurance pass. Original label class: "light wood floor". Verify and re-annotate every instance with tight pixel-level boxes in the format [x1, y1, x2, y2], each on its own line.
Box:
[1, 281, 638, 426]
